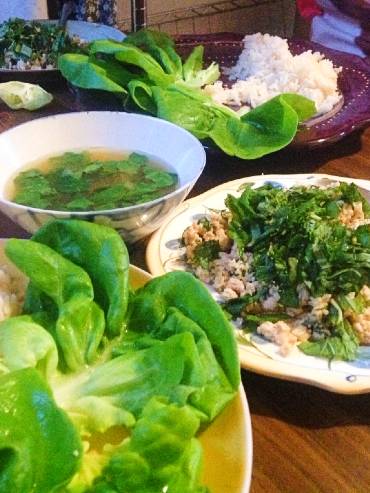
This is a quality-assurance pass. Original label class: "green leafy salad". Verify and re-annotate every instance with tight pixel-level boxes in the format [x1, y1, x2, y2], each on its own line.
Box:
[0, 18, 81, 70]
[0, 219, 240, 493]
[58, 30, 316, 159]
[11, 150, 178, 211]
[182, 181, 370, 362]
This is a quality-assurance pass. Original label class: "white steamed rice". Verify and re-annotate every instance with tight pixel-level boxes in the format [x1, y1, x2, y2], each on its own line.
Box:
[204, 32, 342, 115]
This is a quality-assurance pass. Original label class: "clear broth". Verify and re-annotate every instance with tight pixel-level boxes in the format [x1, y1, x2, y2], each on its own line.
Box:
[7, 148, 178, 212]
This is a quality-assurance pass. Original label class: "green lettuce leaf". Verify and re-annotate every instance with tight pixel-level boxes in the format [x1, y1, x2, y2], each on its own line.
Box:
[0, 368, 82, 493]
[58, 29, 316, 159]
[0, 316, 58, 379]
[124, 30, 183, 78]
[5, 239, 105, 372]
[90, 40, 174, 87]
[127, 79, 156, 113]
[89, 398, 207, 493]
[151, 85, 315, 158]
[0, 81, 52, 110]
[128, 271, 240, 390]
[31, 220, 130, 338]
[54, 332, 205, 433]
[58, 54, 126, 93]
[183, 46, 220, 88]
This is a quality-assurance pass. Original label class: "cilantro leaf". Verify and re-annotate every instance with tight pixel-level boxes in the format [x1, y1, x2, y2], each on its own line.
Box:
[192, 240, 220, 269]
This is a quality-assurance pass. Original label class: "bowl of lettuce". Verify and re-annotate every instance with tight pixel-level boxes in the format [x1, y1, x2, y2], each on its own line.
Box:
[0, 111, 206, 243]
[0, 219, 252, 493]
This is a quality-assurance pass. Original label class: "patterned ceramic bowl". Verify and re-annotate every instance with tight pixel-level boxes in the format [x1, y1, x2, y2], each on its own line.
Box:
[0, 111, 206, 243]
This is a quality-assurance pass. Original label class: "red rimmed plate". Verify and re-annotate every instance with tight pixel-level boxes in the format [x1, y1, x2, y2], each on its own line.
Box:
[175, 33, 370, 148]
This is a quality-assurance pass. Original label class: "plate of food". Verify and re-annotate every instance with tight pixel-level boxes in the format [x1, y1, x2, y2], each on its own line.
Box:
[147, 173, 370, 394]
[57, 30, 333, 159]
[175, 32, 370, 148]
[0, 17, 125, 82]
[0, 219, 252, 492]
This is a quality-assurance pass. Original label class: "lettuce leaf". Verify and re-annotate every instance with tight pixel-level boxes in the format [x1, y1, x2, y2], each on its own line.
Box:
[124, 29, 183, 78]
[5, 239, 105, 371]
[89, 398, 207, 493]
[58, 54, 126, 93]
[152, 85, 315, 158]
[31, 220, 130, 338]
[128, 271, 240, 390]
[0, 81, 52, 110]
[0, 316, 58, 379]
[0, 368, 82, 493]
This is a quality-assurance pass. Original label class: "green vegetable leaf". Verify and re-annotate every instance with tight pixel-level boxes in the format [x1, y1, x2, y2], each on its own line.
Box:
[271, 93, 317, 122]
[226, 182, 370, 299]
[192, 240, 221, 269]
[31, 220, 130, 338]
[5, 239, 105, 371]
[89, 398, 206, 493]
[127, 79, 156, 114]
[90, 40, 174, 87]
[299, 327, 359, 361]
[183, 46, 220, 88]
[151, 85, 315, 158]
[0, 81, 53, 110]
[58, 28, 315, 159]
[55, 332, 198, 432]
[50, 167, 89, 193]
[124, 29, 183, 78]
[217, 93, 316, 159]
[66, 197, 94, 211]
[128, 271, 240, 390]
[0, 368, 82, 493]
[58, 54, 126, 93]
[299, 300, 359, 361]
[0, 316, 58, 379]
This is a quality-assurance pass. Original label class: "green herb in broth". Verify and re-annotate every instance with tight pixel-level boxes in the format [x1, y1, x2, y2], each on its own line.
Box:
[11, 150, 178, 211]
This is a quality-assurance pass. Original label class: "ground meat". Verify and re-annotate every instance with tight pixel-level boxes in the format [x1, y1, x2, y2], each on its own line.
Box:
[360, 285, 370, 302]
[309, 294, 332, 321]
[338, 202, 370, 229]
[257, 320, 310, 356]
[182, 212, 232, 261]
[349, 307, 370, 345]
[261, 285, 280, 311]
[297, 283, 310, 306]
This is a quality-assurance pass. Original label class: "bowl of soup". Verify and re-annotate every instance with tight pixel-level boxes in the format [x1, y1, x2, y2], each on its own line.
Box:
[0, 111, 206, 242]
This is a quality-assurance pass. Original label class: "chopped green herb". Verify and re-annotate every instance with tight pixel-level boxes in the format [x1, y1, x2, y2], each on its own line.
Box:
[0, 18, 82, 70]
[192, 240, 221, 269]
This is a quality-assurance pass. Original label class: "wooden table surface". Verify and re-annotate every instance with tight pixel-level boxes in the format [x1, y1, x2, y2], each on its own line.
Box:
[0, 83, 369, 493]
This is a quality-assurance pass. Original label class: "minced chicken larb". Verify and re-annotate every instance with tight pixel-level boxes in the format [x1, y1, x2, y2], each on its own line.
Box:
[182, 182, 370, 360]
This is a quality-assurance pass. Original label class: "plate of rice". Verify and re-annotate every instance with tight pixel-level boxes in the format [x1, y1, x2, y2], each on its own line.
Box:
[176, 33, 370, 148]
[147, 173, 370, 394]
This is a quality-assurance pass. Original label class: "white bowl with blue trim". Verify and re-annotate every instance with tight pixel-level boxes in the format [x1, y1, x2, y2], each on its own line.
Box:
[0, 111, 206, 243]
